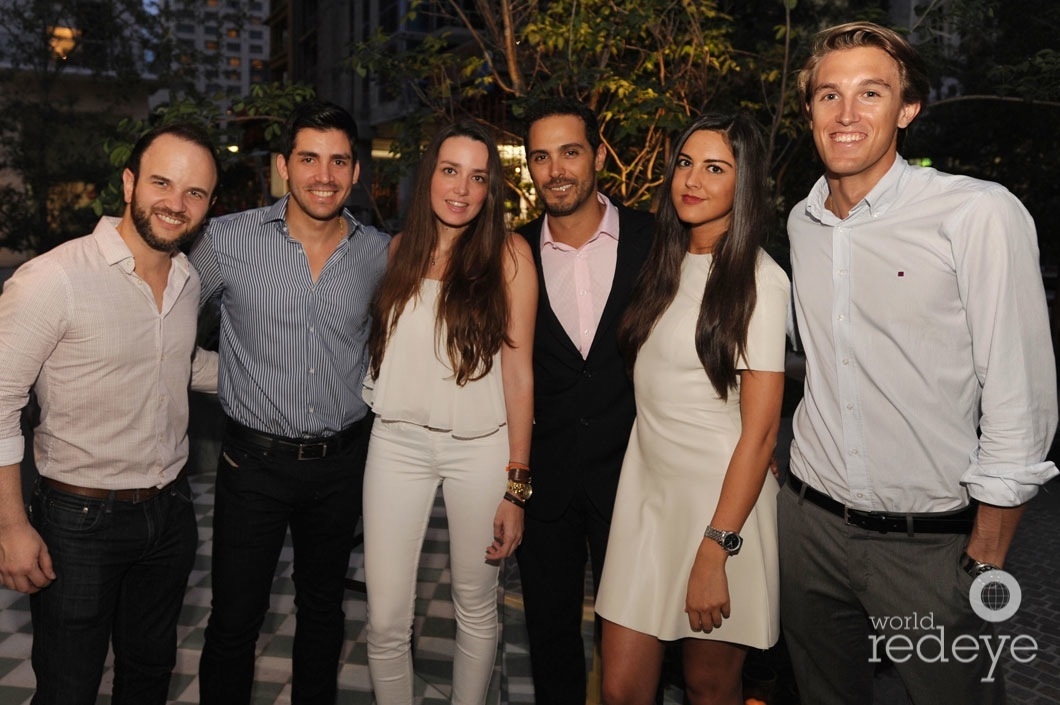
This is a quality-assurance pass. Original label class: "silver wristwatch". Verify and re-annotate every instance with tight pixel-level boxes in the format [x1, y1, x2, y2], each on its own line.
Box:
[704, 526, 743, 555]
[960, 551, 998, 578]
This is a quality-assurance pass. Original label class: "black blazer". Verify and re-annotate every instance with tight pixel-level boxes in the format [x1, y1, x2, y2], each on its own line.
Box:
[517, 202, 654, 522]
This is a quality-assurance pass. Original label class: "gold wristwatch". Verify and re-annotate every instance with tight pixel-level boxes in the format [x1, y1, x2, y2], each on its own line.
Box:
[506, 479, 533, 503]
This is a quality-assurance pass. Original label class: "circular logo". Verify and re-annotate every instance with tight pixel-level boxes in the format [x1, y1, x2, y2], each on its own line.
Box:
[968, 569, 1021, 622]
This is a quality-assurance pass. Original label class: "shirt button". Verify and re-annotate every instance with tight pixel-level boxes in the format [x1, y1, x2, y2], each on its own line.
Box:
[837, 314, 845, 321]
[309, 368, 316, 374]
[849, 449, 859, 456]
[846, 403, 853, 410]
[856, 492, 864, 499]
[842, 359, 849, 365]
[837, 269, 846, 276]
[308, 407, 315, 414]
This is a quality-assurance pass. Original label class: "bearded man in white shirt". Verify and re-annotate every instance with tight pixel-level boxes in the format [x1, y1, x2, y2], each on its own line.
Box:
[0, 123, 220, 705]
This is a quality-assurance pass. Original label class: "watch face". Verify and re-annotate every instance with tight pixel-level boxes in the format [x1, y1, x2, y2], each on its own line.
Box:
[722, 533, 741, 552]
[508, 481, 532, 501]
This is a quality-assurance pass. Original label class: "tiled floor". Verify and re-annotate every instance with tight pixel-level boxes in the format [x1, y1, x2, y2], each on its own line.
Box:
[3, 461, 1055, 704]
[0, 469, 557, 705]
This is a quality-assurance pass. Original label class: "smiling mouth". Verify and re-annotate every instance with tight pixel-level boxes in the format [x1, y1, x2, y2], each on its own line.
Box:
[308, 186, 339, 198]
[446, 199, 469, 209]
[545, 182, 574, 193]
[831, 132, 865, 143]
[155, 211, 187, 226]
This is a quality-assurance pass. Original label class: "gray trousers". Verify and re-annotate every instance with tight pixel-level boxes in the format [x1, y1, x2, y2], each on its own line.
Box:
[778, 483, 1007, 705]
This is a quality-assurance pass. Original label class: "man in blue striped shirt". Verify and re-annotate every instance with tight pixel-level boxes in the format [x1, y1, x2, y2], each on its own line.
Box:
[190, 101, 390, 705]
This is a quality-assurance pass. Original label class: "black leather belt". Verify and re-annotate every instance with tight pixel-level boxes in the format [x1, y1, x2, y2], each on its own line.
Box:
[226, 417, 367, 460]
[787, 474, 976, 534]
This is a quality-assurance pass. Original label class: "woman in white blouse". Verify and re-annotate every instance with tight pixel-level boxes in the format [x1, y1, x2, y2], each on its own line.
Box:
[361, 121, 536, 705]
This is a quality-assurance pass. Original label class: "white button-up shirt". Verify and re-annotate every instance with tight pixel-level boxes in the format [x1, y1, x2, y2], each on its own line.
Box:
[789, 157, 1058, 512]
[0, 217, 217, 489]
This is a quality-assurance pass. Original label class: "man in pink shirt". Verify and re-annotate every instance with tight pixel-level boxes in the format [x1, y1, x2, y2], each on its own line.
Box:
[515, 97, 654, 704]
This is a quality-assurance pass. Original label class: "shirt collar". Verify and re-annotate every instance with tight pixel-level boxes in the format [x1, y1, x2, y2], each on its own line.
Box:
[263, 193, 357, 239]
[92, 215, 190, 278]
[805, 155, 909, 224]
[540, 192, 620, 250]
[93, 216, 134, 268]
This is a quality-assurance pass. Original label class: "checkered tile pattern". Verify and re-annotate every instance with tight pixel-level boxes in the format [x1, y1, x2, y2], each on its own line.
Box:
[0, 469, 560, 705]
[1, 462, 1055, 704]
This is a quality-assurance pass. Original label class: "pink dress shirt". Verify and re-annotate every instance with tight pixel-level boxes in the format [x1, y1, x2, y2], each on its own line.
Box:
[539, 193, 620, 358]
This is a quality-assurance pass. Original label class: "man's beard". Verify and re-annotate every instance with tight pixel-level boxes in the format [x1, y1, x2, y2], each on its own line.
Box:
[541, 178, 594, 217]
[131, 200, 205, 254]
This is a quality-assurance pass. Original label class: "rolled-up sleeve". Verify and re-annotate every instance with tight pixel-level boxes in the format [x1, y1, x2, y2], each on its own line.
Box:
[954, 188, 1059, 505]
[0, 261, 67, 466]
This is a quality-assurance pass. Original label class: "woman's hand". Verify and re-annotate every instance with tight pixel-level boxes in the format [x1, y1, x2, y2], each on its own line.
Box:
[684, 539, 731, 632]
[486, 497, 524, 561]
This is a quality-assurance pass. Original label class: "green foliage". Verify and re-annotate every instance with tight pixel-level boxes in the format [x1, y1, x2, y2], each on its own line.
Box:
[0, 0, 169, 253]
[350, 0, 749, 209]
[94, 83, 317, 218]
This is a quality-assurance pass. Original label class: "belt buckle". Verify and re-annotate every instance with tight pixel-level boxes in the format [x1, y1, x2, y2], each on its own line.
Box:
[297, 442, 327, 460]
[843, 506, 878, 531]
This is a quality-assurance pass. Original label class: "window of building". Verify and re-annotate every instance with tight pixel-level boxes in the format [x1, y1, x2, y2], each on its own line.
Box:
[228, 56, 241, 67]
[48, 26, 81, 60]
[226, 28, 239, 38]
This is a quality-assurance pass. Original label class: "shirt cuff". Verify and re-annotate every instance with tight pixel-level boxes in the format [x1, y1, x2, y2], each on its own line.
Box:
[0, 435, 26, 467]
[961, 452, 1059, 507]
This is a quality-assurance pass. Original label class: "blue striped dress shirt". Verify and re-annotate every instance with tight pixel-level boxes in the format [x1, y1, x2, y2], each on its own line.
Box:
[191, 195, 390, 438]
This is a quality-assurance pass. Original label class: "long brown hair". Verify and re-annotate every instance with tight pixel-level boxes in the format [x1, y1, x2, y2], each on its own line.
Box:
[618, 113, 769, 401]
[369, 121, 510, 385]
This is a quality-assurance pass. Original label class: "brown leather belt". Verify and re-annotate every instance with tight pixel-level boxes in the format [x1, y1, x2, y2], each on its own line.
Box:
[43, 469, 186, 504]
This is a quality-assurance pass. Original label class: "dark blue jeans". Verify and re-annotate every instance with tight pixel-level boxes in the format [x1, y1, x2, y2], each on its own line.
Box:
[198, 429, 366, 705]
[28, 475, 197, 705]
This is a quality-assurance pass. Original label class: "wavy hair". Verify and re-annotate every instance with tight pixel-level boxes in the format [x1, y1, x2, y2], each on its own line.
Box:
[618, 113, 770, 401]
[369, 121, 510, 385]
[798, 22, 931, 114]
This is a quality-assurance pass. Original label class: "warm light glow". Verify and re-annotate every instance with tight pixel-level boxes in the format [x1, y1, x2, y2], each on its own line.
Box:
[48, 26, 81, 60]
[227, 145, 240, 153]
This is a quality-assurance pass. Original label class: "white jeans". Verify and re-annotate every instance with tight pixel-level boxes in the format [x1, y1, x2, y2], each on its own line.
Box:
[363, 419, 507, 705]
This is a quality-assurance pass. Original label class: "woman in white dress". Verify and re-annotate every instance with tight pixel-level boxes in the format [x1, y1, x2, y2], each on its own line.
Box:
[595, 113, 789, 705]
[361, 121, 537, 705]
